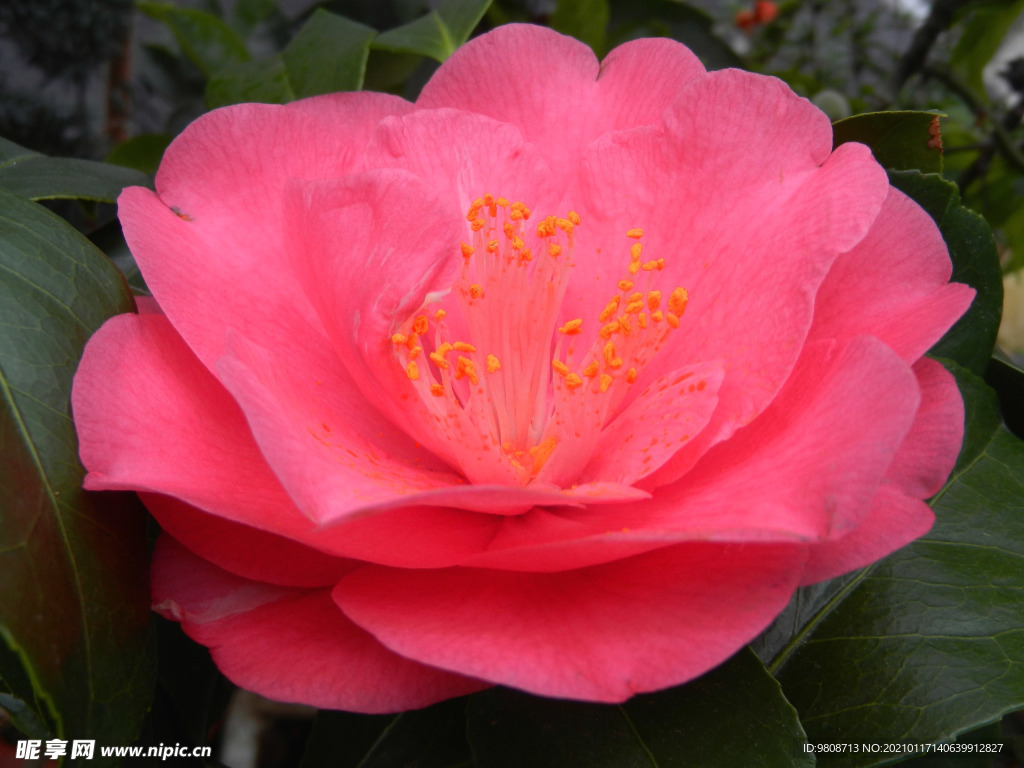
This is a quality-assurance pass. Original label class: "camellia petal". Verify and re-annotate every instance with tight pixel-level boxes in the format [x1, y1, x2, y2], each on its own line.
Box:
[74, 24, 972, 712]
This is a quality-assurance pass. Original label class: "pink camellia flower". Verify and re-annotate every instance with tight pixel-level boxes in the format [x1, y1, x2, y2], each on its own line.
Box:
[73, 24, 973, 712]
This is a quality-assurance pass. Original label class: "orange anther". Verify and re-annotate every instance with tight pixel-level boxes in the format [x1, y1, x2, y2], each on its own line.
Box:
[456, 356, 479, 384]
[652, 310, 664, 323]
[564, 373, 583, 391]
[483, 193, 494, 206]
[628, 261, 641, 275]
[599, 374, 613, 393]
[519, 248, 533, 263]
[413, 316, 429, 334]
[437, 342, 453, 356]
[583, 360, 600, 378]
[618, 280, 634, 292]
[406, 361, 420, 381]
[556, 218, 574, 234]
[434, 309, 447, 321]
[642, 260, 659, 271]
[391, 333, 408, 345]
[469, 284, 483, 299]
[630, 242, 643, 260]
[647, 290, 661, 310]
[496, 197, 509, 207]
[487, 239, 499, 253]
[558, 319, 583, 335]
[486, 354, 501, 373]
[466, 206, 481, 222]
[626, 228, 644, 239]
[552, 359, 570, 377]
[549, 243, 562, 257]
[409, 346, 422, 359]
[568, 211, 581, 225]
[453, 341, 476, 353]
[598, 296, 621, 322]
[429, 351, 450, 369]
[666, 313, 680, 329]
[627, 368, 638, 383]
[430, 383, 445, 397]
[618, 316, 632, 335]
[503, 222, 515, 237]
[511, 236, 525, 250]
[669, 287, 688, 316]
[461, 242, 475, 259]
[638, 313, 648, 328]
[599, 321, 620, 339]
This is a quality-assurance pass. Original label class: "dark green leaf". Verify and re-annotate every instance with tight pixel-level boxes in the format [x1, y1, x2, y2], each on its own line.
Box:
[206, 55, 295, 109]
[950, 0, 1024, 102]
[888, 171, 1002, 376]
[551, 0, 610, 55]
[281, 10, 376, 97]
[229, 0, 277, 38]
[898, 721, 1004, 768]
[373, 0, 491, 63]
[468, 648, 811, 768]
[0, 190, 154, 762]
[0, 137, 151, 203]
[105, 135, 172, 177]
[833, 111, 944, 174]
[773, 427, 1024, 767]
[138, 2, 251, 77]
[373, 12, 455, 62]
[939, 359, 1002, 473]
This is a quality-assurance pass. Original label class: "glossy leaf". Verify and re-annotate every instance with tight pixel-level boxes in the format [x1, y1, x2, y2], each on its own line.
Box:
[468, 648, 811, 768]
[833, 111, 944, 174]
[950, 0, 1024, 102]
[0, 137, 151, 203]
[138, 2, 250, 77]
[551, 0, 610, 55]
[373, 0, 492, 62]
[888, 170, 1002, 376]
[281, 9, 376, 97]
[206, 56, 295, 109]
[0, 190, 154, 761]
[771, 425, 1024, 767]
[105, 134, 172, 176]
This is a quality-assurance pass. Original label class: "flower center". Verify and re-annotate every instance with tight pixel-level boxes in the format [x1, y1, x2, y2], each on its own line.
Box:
[390, 195, 688, 488]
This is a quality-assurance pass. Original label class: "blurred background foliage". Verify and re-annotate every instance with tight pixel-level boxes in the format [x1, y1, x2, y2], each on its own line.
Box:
[2, 1, 1024, 766]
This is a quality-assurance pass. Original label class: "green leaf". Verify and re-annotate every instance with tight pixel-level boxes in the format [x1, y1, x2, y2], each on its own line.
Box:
[888, 170, 1002, 376]
[832, 111, 944, 174]
[138, 2, 250, 77]
[105, 134, 172, 177]
[771, 426, 1024, 767]
[206, 55, 295, 109]
[229, 0, 277, 38]
[0, 137, 151, 202]
[373, 12, 455, 62]
[950, 0, 1024, 102]
[281, 10, 376, 97]
[468, 648, 811, 768]
[373, 0, 492, 63]
[551, 0, 610, 55]
[941, 360, 1002, 474]
[0, 190, 154, 761]
[898, 721, 1004, 768]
